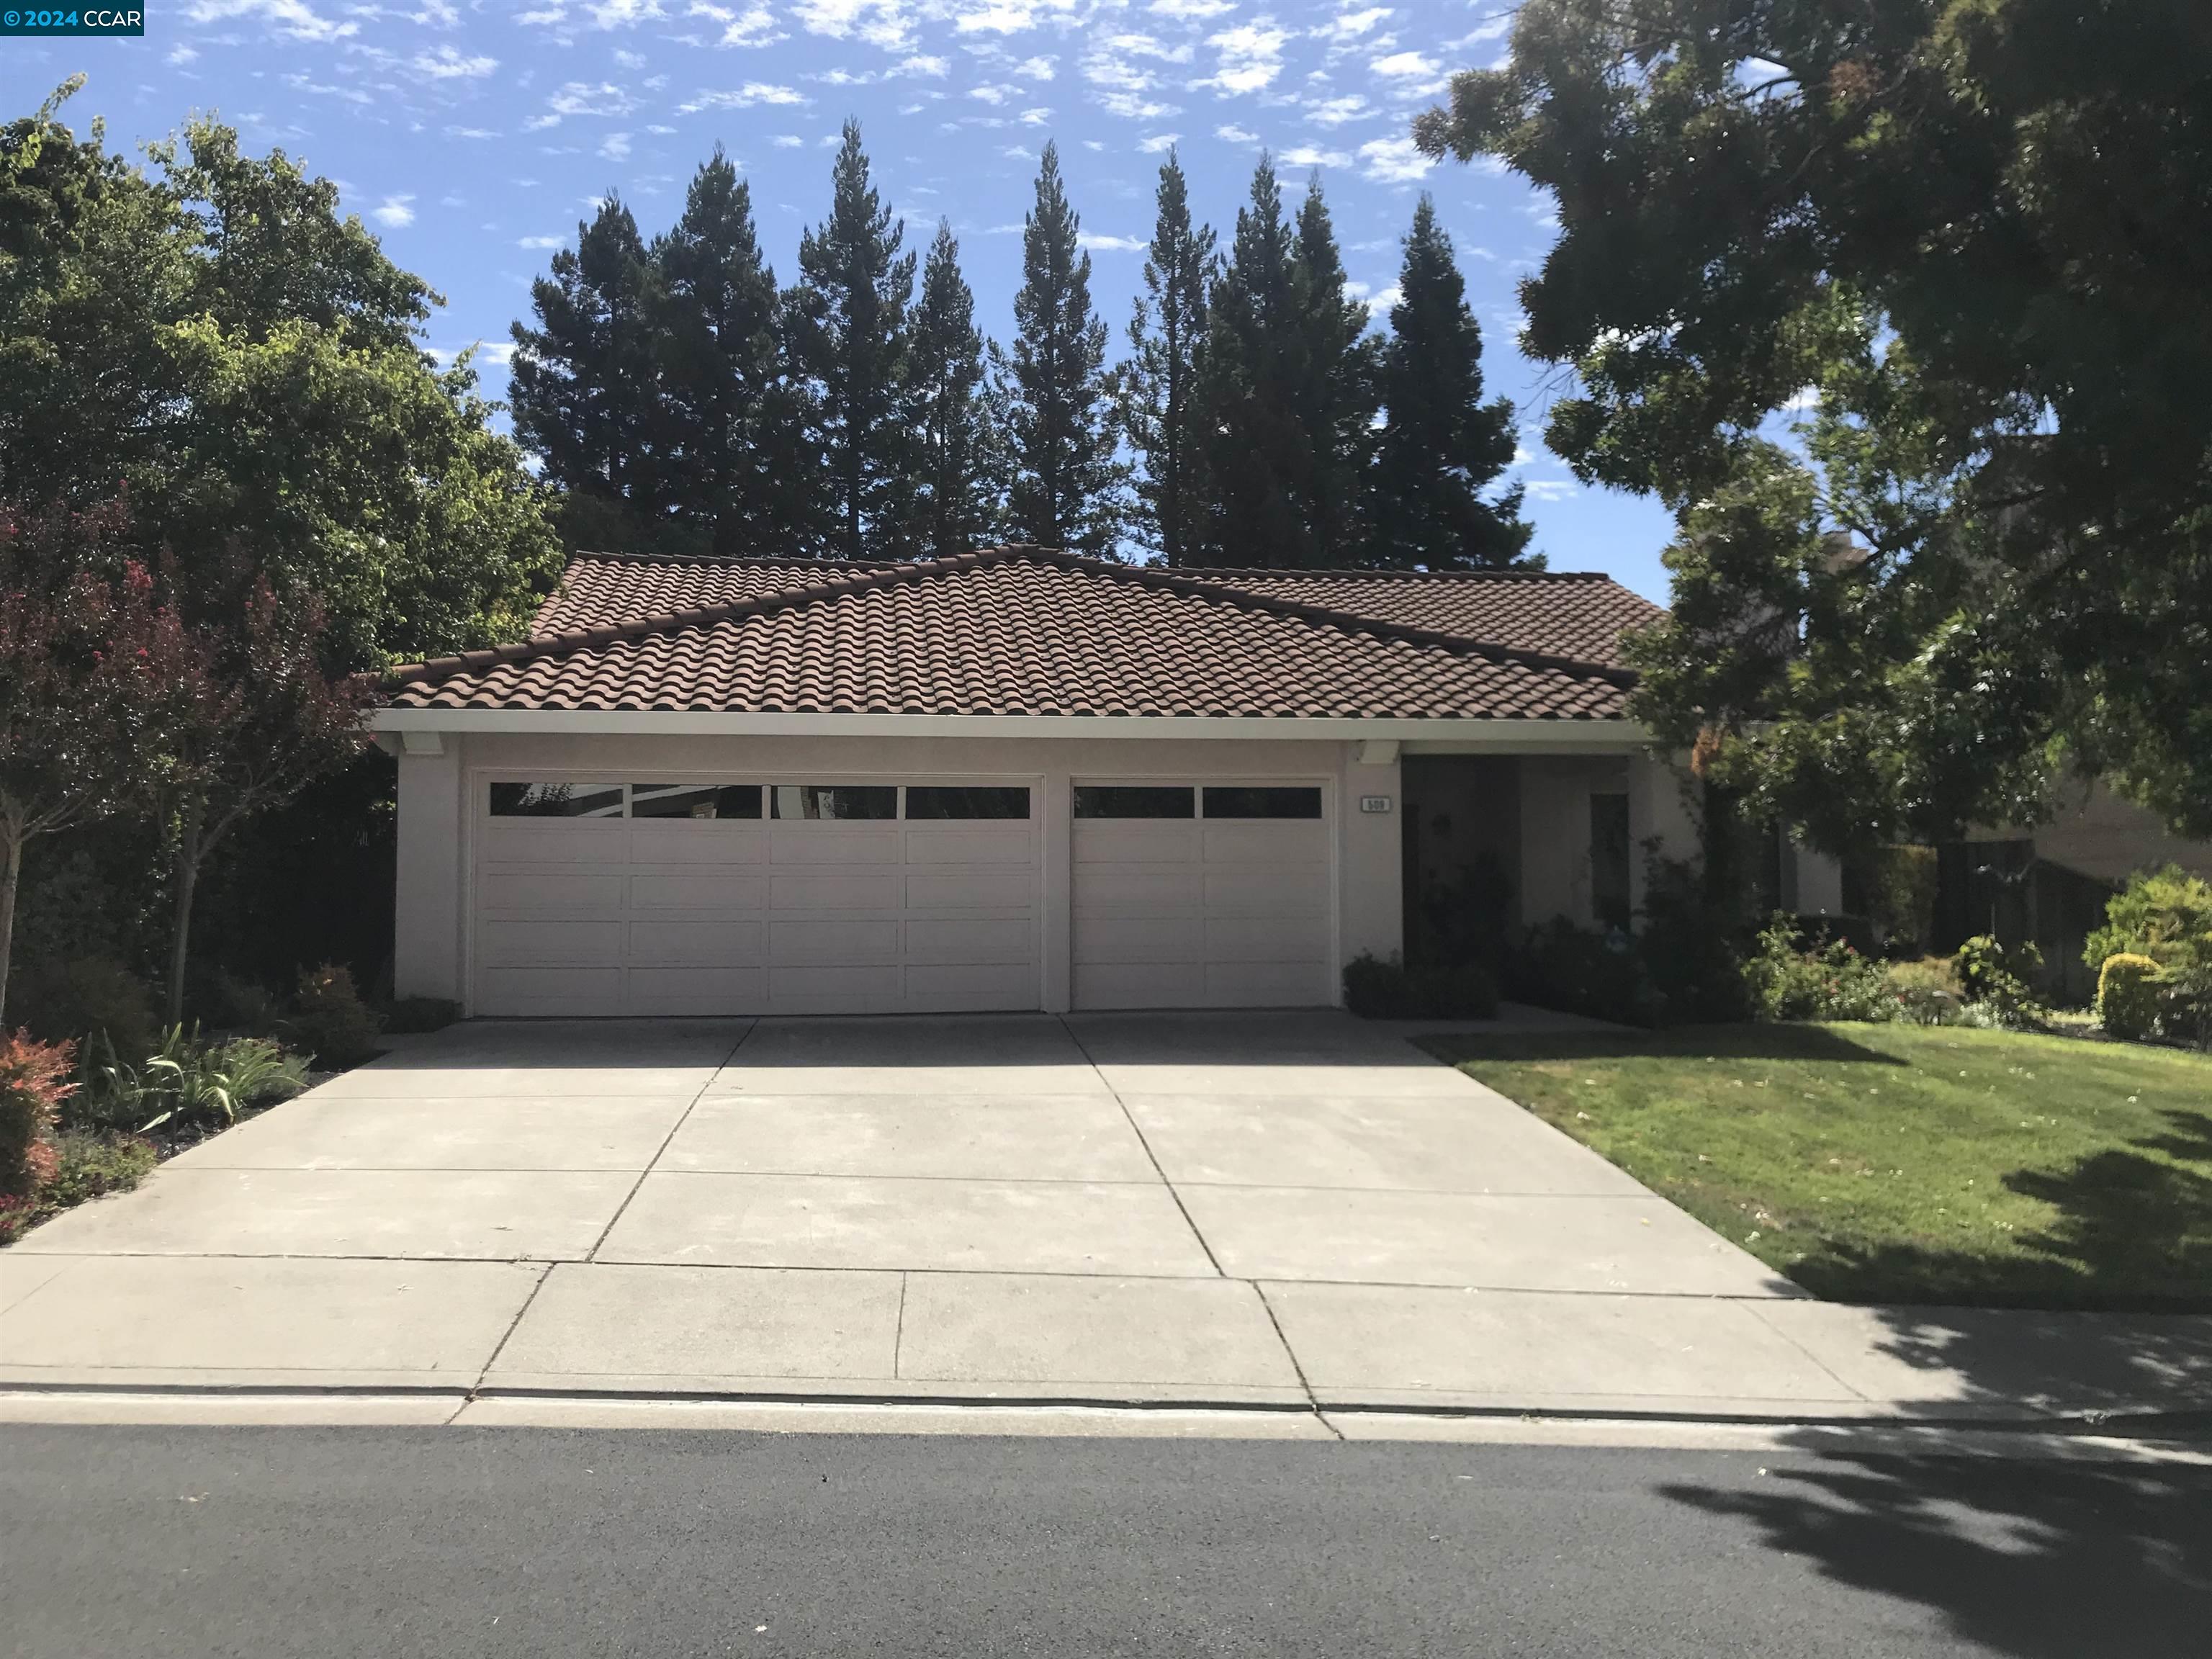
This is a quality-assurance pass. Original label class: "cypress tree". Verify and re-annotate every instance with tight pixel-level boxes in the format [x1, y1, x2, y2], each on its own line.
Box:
[650, 148, 795, 556]
[906, 220, 1002, 559]
[1370, 195, 1535, 568]
[788, 120, 916, 559]
[1196, 156, 1309, 567]
[1290, 176, 1380, 567]
[1123, 147, 1216, 567]
[1000, 141, 1127, 558]
[510, 194, 661, 519]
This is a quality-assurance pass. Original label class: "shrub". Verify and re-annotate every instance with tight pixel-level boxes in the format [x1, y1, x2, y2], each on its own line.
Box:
[2085, 865, 2212, 975]
[1957, 935, 2046, 1028]
[1636, 854, 1753, 1024]
[2160, 963, 2212, 1051]
[382, 995, 460, 1035]
[1344, 953, 1500, 1020]
[2097, 953, 2165, 1041]
[8, 956, 158, 1065]
[284, 962, 384, 1068]
[1887, 956, 1964, 1025]
[89, 1025, 309, 1136]
[1861, 845, 1941, 956]
[0, 1031, 76, 1198]
[1503, 918, 1663, 1026]
[42, 1130, 156, 1209]
[1743, 917, 1899, 1023]
[194, 965, 284, 1033]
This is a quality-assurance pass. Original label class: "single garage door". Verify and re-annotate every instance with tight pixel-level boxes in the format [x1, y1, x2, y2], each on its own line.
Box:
[1071, 783, 1333, 1010]
[473, 779, 1040, 1016]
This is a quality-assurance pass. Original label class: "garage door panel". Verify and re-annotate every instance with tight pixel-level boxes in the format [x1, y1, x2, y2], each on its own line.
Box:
[906, 868, 1035, 911]
[1072, 821, 1202, 863]
[1071, 866, 1204, 915]
[479, 873, 624, 915]
[627, 823, 768, 865]
[903, 824, 1033, 866]
[1205, 961, 1334, 1006]
[768, 920, 900, 965]
[1205, 915, 1332, 963]
[482, 824, 626, 866]
[1204, 865, 1329, 917]
[629, 873, 768, 913]
[1202, 821, 1328, 862]
[770, 873, 902, 912]
[904, 963, 1037, 1012]
[1075, 917, 1205, 965]
[904, 917, 1035, 964]
[477, 966, 623, 1015]
[478, 919, 625, 965]
[768, 825, 901, 864]
[769, 965, 904, 1013]
[626, 920, 765, 967]
[1074, 962, 1207, 1010]
[624, 966, 765, 1015]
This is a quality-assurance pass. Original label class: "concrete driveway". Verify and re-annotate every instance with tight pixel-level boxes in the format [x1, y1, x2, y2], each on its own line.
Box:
[6, 1013, 2204, 1420]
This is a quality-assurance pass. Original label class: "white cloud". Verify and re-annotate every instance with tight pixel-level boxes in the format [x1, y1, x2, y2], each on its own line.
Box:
[370, 194, 415, 228]
[1079, 233, 1146, 251]
[411, 42, 498, 80]
[772, 133, 806, 147]
[1357, 134, 1430, 181]
[180, 0, 355, 42]
[526, 82, 639, 130]
[1280, 145, 1348, 168]
[601, 132, 633, 160]
[586, 0, 665, 27]
[518, 234, 566, 249]
[1369, 50, 1444, 92]
[970, 83, 1020, 105]
[1316, 5, 1390, 41]
[1099, 92, 1177, 120]
[700, 1, 779, 43]
[898, 53, 949, 76]
[1148, 0, 1233, 17]
[167, 43, 199, 64]
[1019, 106, 1053, 125]
[1305, 94, 1372, 126]
[1012, 54, 1054, 79]
[1522, 479, 1577, 503]
[1137, 132, 1180, 153]
[613, 48, 647, 68]
[447, 125, 501, 139]
[1198, 22, 1291, 95]
[793, 0, 911, 49]
[1360, 282, 1401, 318]
[1215, 122, 1258, 143]
[947, 0, 1071, 33]
[678, 81, 810, 113]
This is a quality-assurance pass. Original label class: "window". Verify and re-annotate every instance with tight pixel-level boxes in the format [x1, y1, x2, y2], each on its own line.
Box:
[1074, 786, 1194, 819]
[771, 784, 898, 821]
[629, 783, 763, 820]
[489, 781, 624, 819]
[1202, 786, 1322, 819]
[905, 786, 1030, 820]
[1591, 792, 1632, 931]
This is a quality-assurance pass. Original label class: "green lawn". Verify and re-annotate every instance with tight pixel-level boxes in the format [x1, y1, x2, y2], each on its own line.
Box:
[1422, 1022, 2212, 1311]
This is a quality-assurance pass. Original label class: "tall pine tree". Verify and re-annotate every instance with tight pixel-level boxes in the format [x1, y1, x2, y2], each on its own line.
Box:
[905, 220, 1001, 559]
[1123, 148, 1216, 567]
[510, 194, 661, 523]
[1290, 177, 1380, 567]
[1370, 196, 1534, 569]
[1196, 156, 1311, 567]
[788, 120, 916, 560]
[650, 148, 805, 556]
[999, 142, 1126, 558]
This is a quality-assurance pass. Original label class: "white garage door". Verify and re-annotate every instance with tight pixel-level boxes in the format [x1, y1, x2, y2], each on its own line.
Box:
[1071, 783, 1334, 1010]
[473, 780, 1040, 1016]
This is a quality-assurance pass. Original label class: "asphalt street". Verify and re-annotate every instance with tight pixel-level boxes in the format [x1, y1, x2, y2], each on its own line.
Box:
[2, 1424, 2205, 1658]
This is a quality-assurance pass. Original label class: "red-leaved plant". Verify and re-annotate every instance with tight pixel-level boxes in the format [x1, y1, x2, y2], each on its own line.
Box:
[0, 1030, 76, 1205]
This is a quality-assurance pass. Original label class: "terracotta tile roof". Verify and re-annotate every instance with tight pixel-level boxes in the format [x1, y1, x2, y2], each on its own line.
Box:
[390, 548, 1636, 721]
[531, 552, 1664, 670]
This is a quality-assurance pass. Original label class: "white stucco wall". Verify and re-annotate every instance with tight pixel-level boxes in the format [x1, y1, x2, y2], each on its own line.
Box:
[391, 730, 1409, 1012]
[1517, 754, 1637, 928]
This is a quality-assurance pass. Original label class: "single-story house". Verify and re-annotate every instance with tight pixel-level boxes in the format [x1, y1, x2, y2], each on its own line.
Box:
[369, 546, 1812, 1018]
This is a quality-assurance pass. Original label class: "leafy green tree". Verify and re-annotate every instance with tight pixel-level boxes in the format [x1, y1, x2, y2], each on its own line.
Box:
[1, 80, 558, 668]
[904, 220, 1000, 560]
[1418, 0, 2212, 840]
[511, 194, 662, 523]
[788, 120, 916, 560]
[1369, 196, 1534, 570]
[1123, 148, 1215, 567]
[1287, 177, 1380, 567]
[1195, 156, 1308, 567]
[647, 149, 801, 557]
[999, 142, 1127, 559]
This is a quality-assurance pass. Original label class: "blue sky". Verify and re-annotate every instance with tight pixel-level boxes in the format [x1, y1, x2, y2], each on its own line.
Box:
[4, 0, 1676, 597]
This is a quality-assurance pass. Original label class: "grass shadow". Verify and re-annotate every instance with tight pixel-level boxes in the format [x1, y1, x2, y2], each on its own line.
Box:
[1419, 1022, 1912, 1067]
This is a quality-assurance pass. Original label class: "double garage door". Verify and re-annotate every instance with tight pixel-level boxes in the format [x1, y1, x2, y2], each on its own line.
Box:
[472, 776, 1331, 1016]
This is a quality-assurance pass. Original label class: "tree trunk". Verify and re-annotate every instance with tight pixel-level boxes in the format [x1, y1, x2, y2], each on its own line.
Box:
[0, 827, 20, 1029]
[166, 811, 204, 1029]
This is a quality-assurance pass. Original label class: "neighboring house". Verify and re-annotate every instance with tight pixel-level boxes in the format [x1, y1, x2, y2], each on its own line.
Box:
[370, 546, 1713, 1017]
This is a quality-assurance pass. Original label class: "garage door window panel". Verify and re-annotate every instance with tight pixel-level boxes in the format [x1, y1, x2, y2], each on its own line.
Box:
[490, 781, 625, 818]
[773, 785, 898, 820]
[905, 786, 1030, 819]
[1074, 786, 1194, 819]
[631, 783, 763, 819]
[1201, 786, 1323, 819]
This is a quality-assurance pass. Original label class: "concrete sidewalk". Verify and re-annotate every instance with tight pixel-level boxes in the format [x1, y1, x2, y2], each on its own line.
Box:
[3, 1012, 2208, 1426]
